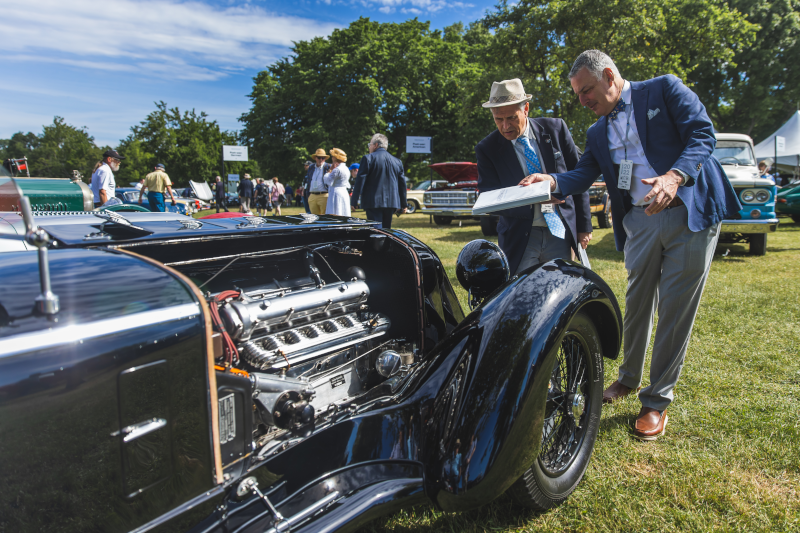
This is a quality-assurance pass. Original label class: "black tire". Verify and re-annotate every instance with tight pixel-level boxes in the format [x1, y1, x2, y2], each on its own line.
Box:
[791, 215, 800, 224]
[597, 196, 612, 228]
[749, 233, 767, 255]
[406, 200, 418, 214]
[480, 216, 498, 236]
[508, 311, 603, 510]
[433, 215, 452, 226]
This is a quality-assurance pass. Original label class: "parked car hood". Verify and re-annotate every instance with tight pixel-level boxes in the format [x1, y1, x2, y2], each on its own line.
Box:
[189, 180, 214, 201]
[720, 163, 769, 187]
[1, 211, 376, 248]
[428, 163, 478, 190]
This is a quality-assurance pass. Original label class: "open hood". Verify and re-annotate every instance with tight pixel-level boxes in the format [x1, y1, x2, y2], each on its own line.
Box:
[190, 180, 214, 201]
[429, 162, 478, 184]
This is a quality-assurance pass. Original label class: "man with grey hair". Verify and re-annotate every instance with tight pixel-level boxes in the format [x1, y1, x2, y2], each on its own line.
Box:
[475, 78, 593, 274]
[351, 133, 407, 229]
[522, 50, 741, 440]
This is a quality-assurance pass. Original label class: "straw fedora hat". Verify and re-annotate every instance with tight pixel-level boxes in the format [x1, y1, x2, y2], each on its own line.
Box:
[311, 148, 330, 159]
[330, 147, 347, 163]
[482, 78, 532, 108]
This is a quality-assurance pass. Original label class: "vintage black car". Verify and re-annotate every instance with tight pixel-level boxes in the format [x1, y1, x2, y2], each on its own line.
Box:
[0, 177, 622, 533]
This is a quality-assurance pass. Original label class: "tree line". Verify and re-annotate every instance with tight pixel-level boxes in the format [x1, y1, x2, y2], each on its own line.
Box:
[2, 0, 798, 186]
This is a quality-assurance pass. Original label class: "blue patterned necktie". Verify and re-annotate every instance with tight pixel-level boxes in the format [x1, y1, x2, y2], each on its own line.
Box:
[608, 99, 626, 120]
[518, 136, 565, 239]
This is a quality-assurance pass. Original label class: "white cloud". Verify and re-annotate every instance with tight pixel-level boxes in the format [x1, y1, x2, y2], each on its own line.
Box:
[0, 0, 340, 81]
[379, 6, 394, 13]
[373, 0, 473, 14]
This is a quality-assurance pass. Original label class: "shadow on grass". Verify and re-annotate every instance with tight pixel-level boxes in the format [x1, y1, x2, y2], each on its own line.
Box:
[357, 495, 544, 533]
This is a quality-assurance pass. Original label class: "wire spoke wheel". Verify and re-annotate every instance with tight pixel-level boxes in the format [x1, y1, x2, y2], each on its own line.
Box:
[508, 311, 604, 510]
[539, 332, 590, 476]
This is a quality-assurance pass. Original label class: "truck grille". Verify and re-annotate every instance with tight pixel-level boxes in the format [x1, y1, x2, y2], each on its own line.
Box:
[427, 192, 471, 206]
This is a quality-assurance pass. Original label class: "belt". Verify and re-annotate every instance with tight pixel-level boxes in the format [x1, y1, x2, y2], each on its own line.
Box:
[310, 192, 327, 195]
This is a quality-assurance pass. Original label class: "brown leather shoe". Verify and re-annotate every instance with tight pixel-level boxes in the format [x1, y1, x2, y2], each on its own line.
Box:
[602, 381, 640, 404]
[633, 407, 668, 441]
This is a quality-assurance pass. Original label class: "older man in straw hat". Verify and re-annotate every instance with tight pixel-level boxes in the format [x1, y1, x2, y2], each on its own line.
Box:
[476, 78, 592, 275]
[306, 148, 332, 215]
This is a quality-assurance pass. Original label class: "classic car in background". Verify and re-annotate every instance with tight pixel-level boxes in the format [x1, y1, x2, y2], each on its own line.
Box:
[588, 177, 612, 229]
[406, 179, 447, 214]
[776, 179, 800, 223]
[0, 177, 622, 533]
[420, 162, 499, 236]
[714, 133, 779, 255]
[116, 187, 192, 215]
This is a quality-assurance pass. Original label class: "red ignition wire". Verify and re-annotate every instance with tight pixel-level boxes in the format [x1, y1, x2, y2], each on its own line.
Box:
[208, 290, 240, 366]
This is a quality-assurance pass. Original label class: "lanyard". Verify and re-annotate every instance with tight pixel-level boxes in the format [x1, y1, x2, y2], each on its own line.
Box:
[609, 102, 632, 160]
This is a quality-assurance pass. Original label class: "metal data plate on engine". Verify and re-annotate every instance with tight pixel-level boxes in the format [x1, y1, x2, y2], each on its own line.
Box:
[219, 393, 236, 445]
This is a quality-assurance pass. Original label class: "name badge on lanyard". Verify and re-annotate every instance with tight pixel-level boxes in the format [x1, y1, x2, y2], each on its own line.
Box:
[610, 103, 634, 191]
[618, 160, 633, 190]
[541, 203, 555, 213]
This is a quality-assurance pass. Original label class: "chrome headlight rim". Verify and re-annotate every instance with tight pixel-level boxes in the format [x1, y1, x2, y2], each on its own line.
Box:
[741, 190, 756, 202]
[755, 190, 770, 203]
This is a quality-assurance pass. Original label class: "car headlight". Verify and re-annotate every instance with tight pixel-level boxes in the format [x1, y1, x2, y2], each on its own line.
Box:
[755, 190, 770, 203]
[423, 193, 431, 203]
[742, 190, 755, 202]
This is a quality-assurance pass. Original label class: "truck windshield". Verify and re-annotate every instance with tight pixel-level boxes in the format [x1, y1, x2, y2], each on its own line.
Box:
[713, 141, 756, 166]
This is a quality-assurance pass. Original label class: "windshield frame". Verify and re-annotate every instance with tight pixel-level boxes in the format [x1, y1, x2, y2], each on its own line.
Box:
[713, 140, 756, 166]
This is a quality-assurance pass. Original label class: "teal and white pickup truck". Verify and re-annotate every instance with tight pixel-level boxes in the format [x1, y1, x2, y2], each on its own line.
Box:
[715, 133, 778, 255]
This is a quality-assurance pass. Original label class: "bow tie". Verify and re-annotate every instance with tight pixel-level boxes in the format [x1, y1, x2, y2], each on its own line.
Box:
[608, 99, 626, 120]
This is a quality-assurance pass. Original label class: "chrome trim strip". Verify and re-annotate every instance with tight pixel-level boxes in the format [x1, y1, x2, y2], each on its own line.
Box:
[0, 303, 201, 358]
[721, 218, 779, 234]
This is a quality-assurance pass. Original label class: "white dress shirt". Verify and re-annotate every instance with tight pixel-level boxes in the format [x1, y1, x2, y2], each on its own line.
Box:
[511, 122, 547, 227]
[608, 81, 659, 205]
[310, 164, 327, 192]
[90, 163, 115, 204]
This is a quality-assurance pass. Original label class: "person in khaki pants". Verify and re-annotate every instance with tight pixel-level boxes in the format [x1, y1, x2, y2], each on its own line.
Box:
[306, 149, 331, 215]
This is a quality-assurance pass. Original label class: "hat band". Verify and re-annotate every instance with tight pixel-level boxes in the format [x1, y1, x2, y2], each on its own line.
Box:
[490, 93, 527, 104]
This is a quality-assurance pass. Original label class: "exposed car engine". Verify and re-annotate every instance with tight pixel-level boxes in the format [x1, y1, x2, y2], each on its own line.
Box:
[203, 244, 416, 450]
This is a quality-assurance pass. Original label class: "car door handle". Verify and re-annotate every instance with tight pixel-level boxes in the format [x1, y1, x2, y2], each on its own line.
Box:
[111, 418, 167, 443]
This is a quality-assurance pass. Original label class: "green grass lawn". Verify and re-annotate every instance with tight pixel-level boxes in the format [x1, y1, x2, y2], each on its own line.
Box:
[196, 207, 800, 532]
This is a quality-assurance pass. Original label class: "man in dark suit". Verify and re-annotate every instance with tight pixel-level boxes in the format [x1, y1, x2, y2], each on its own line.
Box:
[301, 160, 314, 213]
[351, 133, 407, 229]
[476, 78, 593, 275]
[525, 50, 741, 440]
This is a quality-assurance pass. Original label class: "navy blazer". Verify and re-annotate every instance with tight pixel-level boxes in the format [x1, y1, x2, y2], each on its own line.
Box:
[351, 148, 407, 209]
[553, 75, 741, 251]
[304, 163, 331, 198]
[476, 118, 593, 274]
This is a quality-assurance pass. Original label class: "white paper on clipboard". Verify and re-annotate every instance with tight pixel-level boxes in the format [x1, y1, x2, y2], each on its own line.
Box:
[578, 246, 591, 269]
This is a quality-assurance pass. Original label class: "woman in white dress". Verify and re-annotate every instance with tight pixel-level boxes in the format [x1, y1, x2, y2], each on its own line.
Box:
[323, 148, 351, 217]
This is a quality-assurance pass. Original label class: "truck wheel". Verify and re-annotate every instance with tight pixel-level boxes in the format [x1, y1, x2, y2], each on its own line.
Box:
[480, 217, 498, 236]
[749, 234, 767, 256]
[433, 216, 452, 226]
[508, 311, 603, 510]
[406, 200, 418, 214]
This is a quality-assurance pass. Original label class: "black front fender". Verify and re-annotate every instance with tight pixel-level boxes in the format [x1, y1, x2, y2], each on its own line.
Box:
[422, 259, 621, 511]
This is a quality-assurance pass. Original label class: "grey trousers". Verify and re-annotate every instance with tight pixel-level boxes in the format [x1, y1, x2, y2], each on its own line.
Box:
[618, 205, 720, 411]
[515, 226, 573, 274]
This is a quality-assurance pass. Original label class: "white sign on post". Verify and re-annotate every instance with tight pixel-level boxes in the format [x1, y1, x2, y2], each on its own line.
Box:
[223, 145, 249, 161]
[775, 136, 785, 152]
[406, 136, 431, 154]
[227, 174, 240, 181]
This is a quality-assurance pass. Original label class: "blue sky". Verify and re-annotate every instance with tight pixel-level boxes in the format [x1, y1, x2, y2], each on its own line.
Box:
[1, 0, 497, 148]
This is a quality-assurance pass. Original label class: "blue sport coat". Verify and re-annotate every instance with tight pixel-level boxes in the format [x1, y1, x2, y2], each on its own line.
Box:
[351, 148, 407, 209]
[553, 74, 741, 251]
[476, 117, 593, 274]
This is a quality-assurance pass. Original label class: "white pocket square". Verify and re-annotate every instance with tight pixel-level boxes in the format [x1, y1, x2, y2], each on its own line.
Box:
[647, 108, 660, 120]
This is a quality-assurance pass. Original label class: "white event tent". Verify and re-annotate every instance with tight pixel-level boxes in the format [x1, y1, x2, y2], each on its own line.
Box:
[754, 110, 800, 171]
